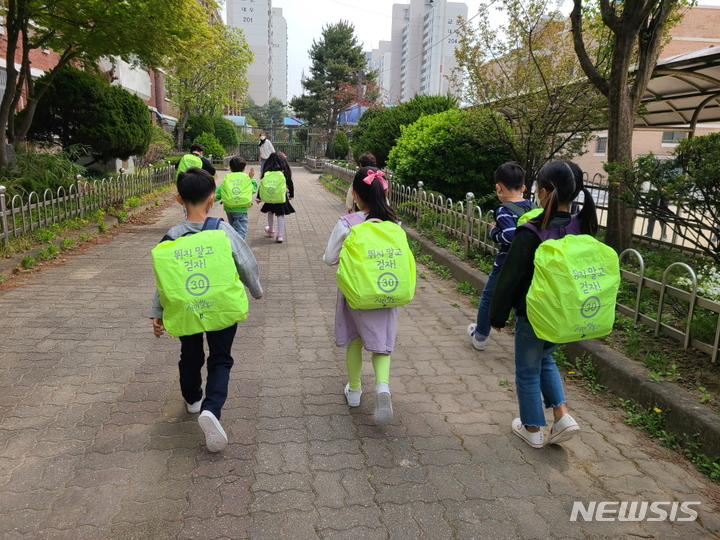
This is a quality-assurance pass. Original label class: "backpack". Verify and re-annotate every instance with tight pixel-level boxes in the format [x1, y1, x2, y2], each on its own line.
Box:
[336, 214, 416, 309]
[220, 172, 253, 208]
[497, 201, 539, 225]
[523, 217, 620, 343]
[176, 153, 204, 178]
[151, 217, 248, 337]
[258, 170, 287, 203]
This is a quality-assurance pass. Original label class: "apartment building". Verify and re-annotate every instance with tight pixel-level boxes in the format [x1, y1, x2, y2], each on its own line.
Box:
[385, 0, 467, 103]
[226, 0, 288, 106]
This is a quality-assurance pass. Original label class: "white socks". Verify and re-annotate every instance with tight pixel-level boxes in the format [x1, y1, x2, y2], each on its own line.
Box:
[277, 216, 285, 236]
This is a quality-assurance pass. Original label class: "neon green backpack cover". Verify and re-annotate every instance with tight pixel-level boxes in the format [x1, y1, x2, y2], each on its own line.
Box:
[517, 207, 543, 226]
[259, 170, 287, 203]
[151, 220, 248, 337]
[176, 154, 203, 178]
[526, 234, 620, 343]
[221, 172, 253, 208]
[336, 220, 416, 309]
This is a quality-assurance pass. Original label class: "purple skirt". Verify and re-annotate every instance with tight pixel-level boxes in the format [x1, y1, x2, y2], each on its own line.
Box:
[334, 290, 398, 354]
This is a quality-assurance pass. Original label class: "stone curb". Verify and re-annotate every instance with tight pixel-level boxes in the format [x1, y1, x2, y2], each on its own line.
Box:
[404, 225, 720, 459]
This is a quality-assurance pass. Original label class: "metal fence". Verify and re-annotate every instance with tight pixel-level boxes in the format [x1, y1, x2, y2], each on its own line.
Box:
[0, 166, 174, 247]
[316, 160, 720, 363]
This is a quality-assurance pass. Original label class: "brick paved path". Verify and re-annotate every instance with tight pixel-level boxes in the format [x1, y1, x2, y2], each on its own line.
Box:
[0, 167, 719, 539]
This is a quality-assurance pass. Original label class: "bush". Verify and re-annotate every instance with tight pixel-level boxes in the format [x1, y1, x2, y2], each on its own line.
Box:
[1, 148, 87, 197]
[296, 126, 308, 143]
[213, 116, 239, 151]
[193, 133, 225, 159]
[387, 107, 514, 201]
[185, 114, 214, 142]
[25, 65, 152, 164]
[329, 131, 349, 159]
[625, 132, 720, 264]
[351, 95, 458, 168]
[136, 125, 174, 168]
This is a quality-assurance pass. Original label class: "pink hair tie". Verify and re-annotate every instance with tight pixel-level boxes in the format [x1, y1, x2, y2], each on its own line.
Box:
[363, 169, 388, 190]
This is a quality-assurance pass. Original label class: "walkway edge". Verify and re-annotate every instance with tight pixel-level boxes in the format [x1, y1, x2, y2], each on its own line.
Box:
[404, 225, 720, 459]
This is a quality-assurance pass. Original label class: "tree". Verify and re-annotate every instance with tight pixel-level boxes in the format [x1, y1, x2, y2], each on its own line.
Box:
[193, 133, 224, 160]
[351, 95, 458, 168]
[453, 0, 606, 193]
[266, 98, 287, 132]
[184, 114, 215, 145]
[289, 21, 373, 148]
[0, 0, 205, 167]
[329, 131, 349, 160]
[25, 66, 152, 165]
[168, 23, 253, 148]
[387, 108, 514, 201]
[213, 116, 239, 151]
[243, 98, 270, 131]
[626, 135, 720, 264]
[570, 0, 686, 253]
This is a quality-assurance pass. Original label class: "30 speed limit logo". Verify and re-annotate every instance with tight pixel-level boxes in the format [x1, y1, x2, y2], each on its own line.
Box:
[377, 272, 399, 293]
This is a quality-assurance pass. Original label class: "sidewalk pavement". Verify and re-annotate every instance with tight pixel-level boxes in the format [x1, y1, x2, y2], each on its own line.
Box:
[0, 167, 719, 539]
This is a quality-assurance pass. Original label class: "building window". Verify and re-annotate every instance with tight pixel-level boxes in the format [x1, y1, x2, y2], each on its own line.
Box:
[595, 137, 607, 155]
[662, 131, 687, 144]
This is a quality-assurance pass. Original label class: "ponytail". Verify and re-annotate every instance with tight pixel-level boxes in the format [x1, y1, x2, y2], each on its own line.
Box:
[577, 188, 599, 235]
[352, 167, 398, 223]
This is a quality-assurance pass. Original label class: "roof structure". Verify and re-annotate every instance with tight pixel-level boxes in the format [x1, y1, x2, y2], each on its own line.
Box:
[637, 46, 720, 132]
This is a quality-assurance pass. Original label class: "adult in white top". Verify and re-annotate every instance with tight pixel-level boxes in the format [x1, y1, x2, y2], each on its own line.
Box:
[258, 132, 275, 174]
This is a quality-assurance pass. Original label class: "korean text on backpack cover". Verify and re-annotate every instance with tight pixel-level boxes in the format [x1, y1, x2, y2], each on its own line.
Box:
[151, 218, 248, 337]
[523, 218, 620, 343]
[336, 217, 416, 309]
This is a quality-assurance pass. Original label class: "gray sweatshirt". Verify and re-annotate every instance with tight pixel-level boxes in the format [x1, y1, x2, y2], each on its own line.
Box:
[149, 220, 263, 319]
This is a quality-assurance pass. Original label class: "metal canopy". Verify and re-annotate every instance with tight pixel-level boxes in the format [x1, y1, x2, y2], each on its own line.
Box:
[637, 46, 720, 132]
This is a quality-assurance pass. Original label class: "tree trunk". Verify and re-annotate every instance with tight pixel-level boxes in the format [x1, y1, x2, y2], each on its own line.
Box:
[0, 0, 22, 168]
[603, 36, 637, 254]
[176, 109, 190, 149]
[13, 53, 74, 148]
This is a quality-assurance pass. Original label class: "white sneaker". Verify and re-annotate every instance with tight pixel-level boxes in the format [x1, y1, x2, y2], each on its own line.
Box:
[548, 414, 579, 445]
[512, 418, 544, 448]
[264, 226, 275, 237]
[374, 382, 393, 425]
[344, 383, 362, 407]
[186, 400, 202, 414]
[276, 235, 284, 243]
[198, 410, 228, 452]
[466, 324, 487, 351]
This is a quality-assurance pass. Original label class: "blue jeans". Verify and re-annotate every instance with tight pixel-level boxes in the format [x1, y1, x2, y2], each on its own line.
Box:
[226, 212, 249, 239]
[475, 265, 501, 339]
[178, 323, 237, 419]
[514, 315, 565, 427]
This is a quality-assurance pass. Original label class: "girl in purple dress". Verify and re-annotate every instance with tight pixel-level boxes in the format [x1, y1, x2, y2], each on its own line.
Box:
[323, 167, 398, 425]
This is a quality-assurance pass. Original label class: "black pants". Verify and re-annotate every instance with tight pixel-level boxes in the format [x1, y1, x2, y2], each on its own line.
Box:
[178, 324, 237, 419]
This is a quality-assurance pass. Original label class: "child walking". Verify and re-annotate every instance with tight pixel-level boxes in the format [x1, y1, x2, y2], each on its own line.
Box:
[150, 168, 263, 452]
[323, 167, 399, 425]
[467, 162, 533, 351]
[215, 156, 256, 239]
[489, 161, 598, 448]
[256, 152, 294, 243]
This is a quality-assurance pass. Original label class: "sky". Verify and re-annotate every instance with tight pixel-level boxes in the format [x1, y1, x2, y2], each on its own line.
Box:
[272, 0, 501, 100]
[228, 0, 720, 105]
